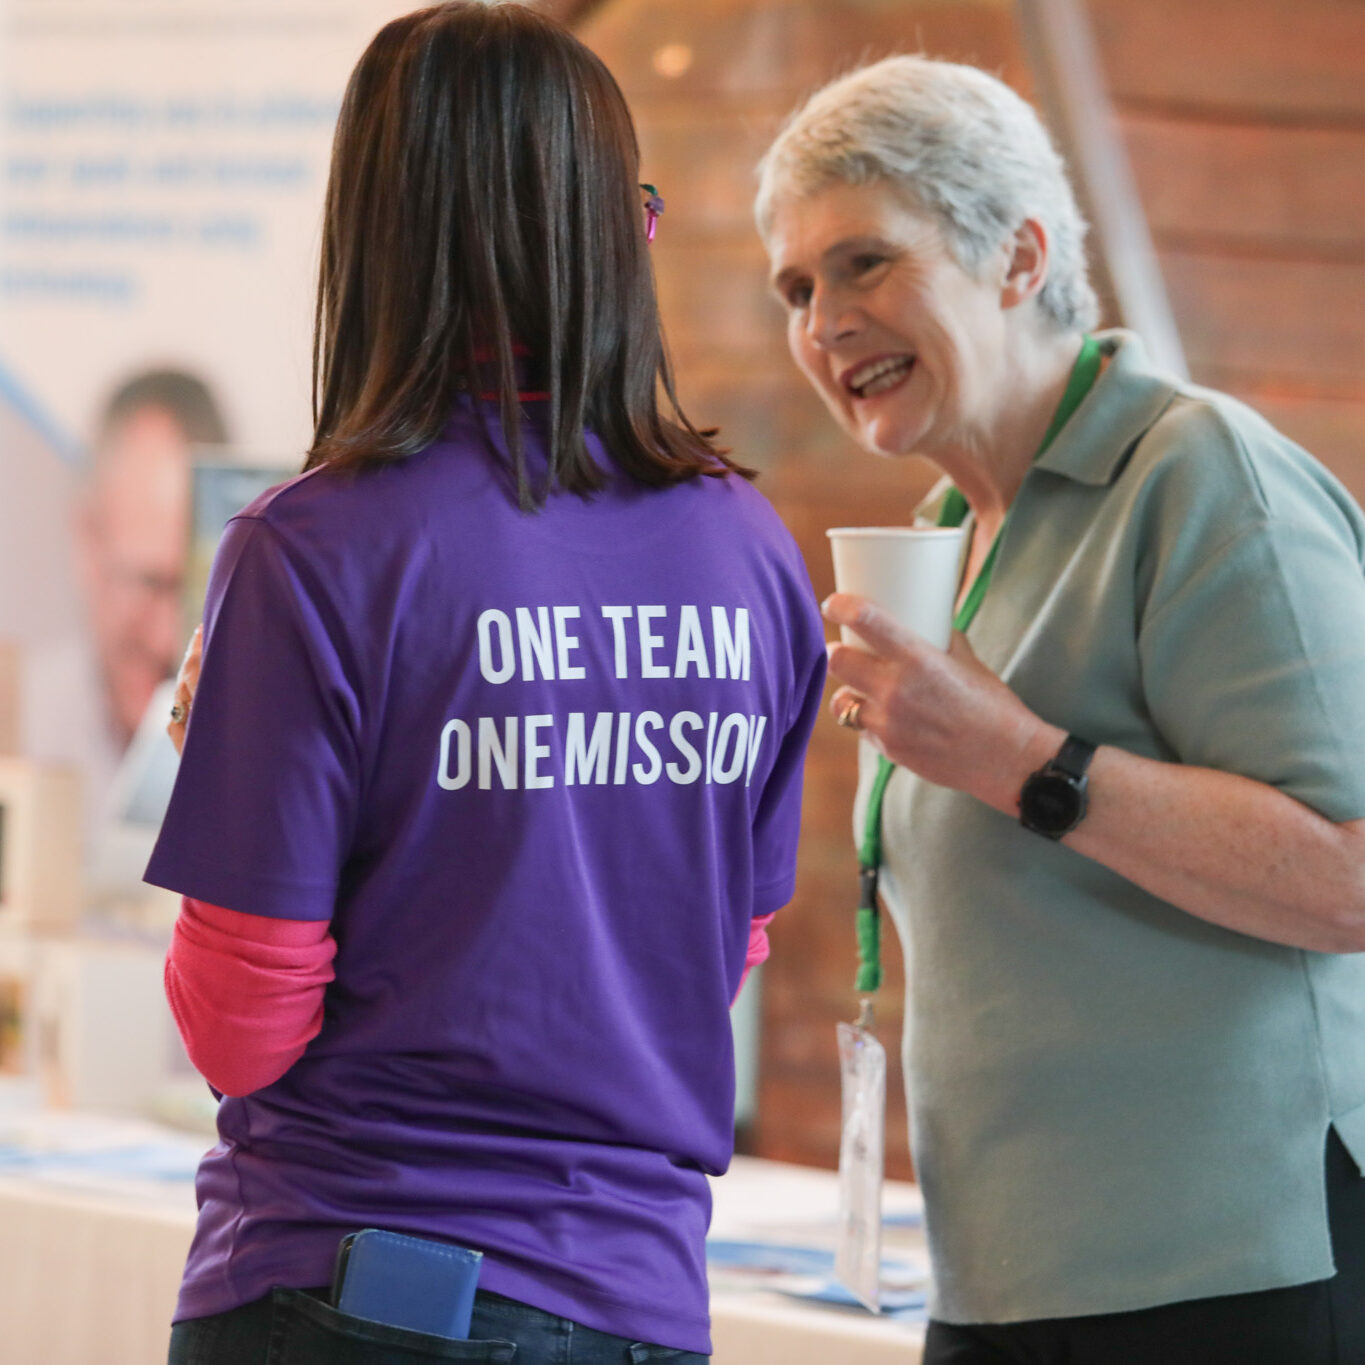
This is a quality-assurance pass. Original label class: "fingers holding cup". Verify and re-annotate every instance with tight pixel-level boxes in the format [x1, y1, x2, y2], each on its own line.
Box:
[835, 693, 865, 731]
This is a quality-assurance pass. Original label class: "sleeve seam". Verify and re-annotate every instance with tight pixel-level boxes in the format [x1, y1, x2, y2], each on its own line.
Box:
[1141, 514, 1325, 637]
[1141, 516, 1347, 797]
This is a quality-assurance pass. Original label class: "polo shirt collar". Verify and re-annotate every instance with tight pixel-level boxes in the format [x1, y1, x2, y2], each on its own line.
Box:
[1033, 329, 1180, 487]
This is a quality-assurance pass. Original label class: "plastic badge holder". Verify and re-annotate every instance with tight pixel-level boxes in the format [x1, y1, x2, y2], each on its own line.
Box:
[834, 1012, 886, 1312]
[333, 1228, 482, 1340]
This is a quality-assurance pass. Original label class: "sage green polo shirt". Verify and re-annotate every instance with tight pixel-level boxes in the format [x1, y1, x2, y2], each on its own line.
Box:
[856, 329, 1365, 1324]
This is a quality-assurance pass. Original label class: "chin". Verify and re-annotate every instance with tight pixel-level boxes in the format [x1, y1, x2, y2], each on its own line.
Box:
[858, 419, 928, 461]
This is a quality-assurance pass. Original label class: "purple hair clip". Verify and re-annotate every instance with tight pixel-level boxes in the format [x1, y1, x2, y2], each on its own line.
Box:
[640, 183, 665, 243]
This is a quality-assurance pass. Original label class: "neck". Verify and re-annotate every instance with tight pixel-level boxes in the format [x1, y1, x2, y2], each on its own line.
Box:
[939, 328, 1086, 536]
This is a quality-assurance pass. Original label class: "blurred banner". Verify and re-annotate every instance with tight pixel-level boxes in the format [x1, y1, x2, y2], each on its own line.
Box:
[0, 0, 407, 845]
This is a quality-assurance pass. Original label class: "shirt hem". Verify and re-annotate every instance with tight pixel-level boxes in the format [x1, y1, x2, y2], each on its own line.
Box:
[145, 854, 336, 922]
[171, 1240, 714, 1354]
[752, 873, 796, 917]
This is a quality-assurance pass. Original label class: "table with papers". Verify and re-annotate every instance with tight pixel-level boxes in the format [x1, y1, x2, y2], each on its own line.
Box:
[0, 1107, 927, 1365]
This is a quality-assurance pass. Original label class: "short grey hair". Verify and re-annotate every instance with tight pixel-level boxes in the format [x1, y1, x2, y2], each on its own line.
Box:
[755, 55, 1100, 334]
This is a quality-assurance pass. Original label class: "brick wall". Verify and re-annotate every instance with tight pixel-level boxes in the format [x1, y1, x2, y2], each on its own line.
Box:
[1091, 0, 1365, 499]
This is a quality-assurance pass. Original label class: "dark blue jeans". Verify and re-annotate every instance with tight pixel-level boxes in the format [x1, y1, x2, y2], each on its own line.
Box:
[167, 1287, 708, 1364]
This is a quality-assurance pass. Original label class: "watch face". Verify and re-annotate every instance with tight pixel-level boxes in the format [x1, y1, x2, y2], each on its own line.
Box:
[1021, 773, 1084, 834]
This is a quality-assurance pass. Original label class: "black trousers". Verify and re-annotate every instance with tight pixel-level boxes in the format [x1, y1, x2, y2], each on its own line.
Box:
[924, 1129, 1365, 1365]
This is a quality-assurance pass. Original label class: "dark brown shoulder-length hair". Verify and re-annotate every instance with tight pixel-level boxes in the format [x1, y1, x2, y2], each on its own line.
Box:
[307, 1, 749, 505]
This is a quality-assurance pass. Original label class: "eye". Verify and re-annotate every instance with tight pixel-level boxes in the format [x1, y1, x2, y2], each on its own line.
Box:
[850, 252, 887, 277]
[780, 280, 812, 310]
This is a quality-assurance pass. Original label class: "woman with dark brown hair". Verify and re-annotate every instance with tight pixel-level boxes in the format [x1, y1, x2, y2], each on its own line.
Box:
[150, 5, 826, 1362]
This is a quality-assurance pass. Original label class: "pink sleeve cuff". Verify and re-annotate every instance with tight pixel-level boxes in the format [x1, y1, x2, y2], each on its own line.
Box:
[732, 912, 777, 1007]
[165, 896, 336, 1097]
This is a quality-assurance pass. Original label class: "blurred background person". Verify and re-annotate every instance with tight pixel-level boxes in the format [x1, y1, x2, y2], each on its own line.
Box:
[23, 367, 228, 840]
[78, 369, 227, 755]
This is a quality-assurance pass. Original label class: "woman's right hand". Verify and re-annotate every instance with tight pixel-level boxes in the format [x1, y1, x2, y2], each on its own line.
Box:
[822, 593, 1061, 814]
[167, 624, 203, 756]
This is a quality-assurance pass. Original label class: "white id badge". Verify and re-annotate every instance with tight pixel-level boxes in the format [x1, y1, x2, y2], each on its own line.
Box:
[834, 1016, 886, 1311]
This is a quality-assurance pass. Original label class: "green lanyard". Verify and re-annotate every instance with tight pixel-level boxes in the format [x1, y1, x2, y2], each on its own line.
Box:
[853, 334, 1103, 995]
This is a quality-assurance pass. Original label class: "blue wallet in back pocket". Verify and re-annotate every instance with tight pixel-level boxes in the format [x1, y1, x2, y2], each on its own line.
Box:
[332, 1228, 483, 1340]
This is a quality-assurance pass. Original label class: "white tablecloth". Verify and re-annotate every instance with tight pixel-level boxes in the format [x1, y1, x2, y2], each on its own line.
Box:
[0, 1110, 926, 1365]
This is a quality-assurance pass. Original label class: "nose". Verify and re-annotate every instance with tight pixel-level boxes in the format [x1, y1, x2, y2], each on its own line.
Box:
[804, 283, 860, 351]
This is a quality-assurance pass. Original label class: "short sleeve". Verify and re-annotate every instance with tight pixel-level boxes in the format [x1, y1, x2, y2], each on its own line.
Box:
[144, 515, 363, 919]
[750, 595, 828, 916]
[1140, 513, 1365, 822]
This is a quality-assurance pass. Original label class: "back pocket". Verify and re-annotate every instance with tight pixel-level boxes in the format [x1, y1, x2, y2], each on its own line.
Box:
[267, 1288, 517, 1365]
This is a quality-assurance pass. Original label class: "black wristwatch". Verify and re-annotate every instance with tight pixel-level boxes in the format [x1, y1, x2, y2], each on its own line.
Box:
[1018, 735, 1096, 840]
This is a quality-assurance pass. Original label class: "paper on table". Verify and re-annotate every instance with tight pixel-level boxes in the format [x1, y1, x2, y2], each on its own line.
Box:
[706, 1238, 928, 1318]
[0, 1107, 204, 1200]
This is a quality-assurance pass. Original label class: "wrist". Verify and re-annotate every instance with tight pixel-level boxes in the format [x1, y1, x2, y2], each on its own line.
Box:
[981, 718, 1067, 816]
[1019, 732, 1098, 839]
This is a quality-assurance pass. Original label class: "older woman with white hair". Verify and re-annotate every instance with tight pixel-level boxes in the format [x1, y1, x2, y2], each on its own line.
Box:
[758, 54, 1365, 1365]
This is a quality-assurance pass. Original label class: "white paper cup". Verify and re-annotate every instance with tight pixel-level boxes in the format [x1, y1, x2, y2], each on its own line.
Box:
[826, 525, 966, 650]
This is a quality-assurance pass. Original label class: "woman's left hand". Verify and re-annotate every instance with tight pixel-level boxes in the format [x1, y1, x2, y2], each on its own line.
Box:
[823, 592, 1060, 813]
[167, 624, 203, 757]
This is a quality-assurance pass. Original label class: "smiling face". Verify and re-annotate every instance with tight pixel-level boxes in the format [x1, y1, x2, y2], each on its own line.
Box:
[766, 179, 1014, 464]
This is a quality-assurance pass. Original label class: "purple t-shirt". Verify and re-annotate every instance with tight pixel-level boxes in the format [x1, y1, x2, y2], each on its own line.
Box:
[145, 402, 826, 1353]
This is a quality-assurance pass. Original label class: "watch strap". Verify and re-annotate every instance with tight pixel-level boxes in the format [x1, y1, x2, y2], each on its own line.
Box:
[1052, 734, 1096, 781]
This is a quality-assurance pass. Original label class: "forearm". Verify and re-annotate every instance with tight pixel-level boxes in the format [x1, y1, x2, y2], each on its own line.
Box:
[166, 897, 337, 1096]
[825, 596, 1365, 956]
[977, 723, 1365, 953]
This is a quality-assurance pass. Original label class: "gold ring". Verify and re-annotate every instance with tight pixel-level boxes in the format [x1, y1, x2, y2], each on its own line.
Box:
[837, 699, 863, 731]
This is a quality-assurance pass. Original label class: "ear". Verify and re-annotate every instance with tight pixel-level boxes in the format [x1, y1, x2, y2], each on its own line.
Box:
[1000, 218, 1048, 311]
